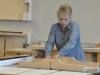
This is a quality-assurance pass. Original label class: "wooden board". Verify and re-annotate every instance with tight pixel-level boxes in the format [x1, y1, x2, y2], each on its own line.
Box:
[18, 59, 51, 69]
[0, 67, 92, 75]
[0, 67, 58, 75]
[18, 57, 99, 72]
[58, 57, 99, 69]
[0, 67, 34, 75]
[18, 58, 85, 72]
[0, 0, 31, 21]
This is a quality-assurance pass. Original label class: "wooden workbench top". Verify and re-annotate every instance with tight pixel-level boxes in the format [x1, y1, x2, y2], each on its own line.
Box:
[84, 48, 100, 52]
[5, 48, 38, 54]
[0, 67, 91, 75]
[27, 45, 57, 50]
[27, 45, 100, 52]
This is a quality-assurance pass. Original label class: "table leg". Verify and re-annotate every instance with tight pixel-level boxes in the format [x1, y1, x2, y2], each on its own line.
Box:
[37, 50, 45, 58]
[52, 50, 58, 57]
[85, 52, 91, 62]
[97, 53, 100, 66]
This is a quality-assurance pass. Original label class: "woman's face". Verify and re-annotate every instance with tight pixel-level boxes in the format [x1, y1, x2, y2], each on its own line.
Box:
[58, 13, 72, 28]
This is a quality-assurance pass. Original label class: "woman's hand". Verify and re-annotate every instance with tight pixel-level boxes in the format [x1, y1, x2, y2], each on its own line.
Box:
[45, 56, 51, 59]
[52, 55, 59, 59]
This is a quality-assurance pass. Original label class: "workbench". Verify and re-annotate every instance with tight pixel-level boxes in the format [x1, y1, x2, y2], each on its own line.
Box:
[27, 45, 100, 65]
[0, 55, 99, 75]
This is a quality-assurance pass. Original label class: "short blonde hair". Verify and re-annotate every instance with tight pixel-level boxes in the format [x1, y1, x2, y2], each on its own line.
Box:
[57, 3, 72, 18]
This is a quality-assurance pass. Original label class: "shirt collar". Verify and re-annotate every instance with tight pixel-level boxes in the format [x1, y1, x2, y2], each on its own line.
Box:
[58, 22, 71, 31]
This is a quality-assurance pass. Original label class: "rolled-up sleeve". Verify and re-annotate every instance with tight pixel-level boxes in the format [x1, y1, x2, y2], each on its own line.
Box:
[58, 24, 80, 56]
[45, 25, 56, 56]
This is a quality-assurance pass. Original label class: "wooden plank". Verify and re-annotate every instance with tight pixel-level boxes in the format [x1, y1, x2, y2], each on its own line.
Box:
[84, 48, 100, 53]
[18, 58, 86, 72]
[18, 59, 51, 69]
[27, 45, 57, 50]
[51, 59, 85, 72]
[0, 31, 28, 36]
[5, 48, 38, 54]
[0, 32, 27, 36]
[58, 57, 99, 69]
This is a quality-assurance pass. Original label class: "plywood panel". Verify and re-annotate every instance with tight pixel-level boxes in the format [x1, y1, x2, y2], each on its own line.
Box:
[0, 0, 31, 20]
[0, 0, 24, 20]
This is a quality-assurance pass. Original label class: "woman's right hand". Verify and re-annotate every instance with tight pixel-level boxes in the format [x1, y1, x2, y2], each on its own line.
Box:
[45, 56, 51, 59]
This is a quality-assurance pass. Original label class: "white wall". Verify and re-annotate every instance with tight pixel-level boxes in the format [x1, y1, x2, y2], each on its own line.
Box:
[0, 0, 100, 44]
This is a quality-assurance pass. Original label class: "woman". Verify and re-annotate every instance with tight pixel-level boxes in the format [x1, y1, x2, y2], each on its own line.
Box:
[45, 3, 86, 61]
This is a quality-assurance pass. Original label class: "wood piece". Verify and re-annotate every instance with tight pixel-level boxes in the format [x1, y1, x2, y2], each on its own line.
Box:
[18, 59, 51, 69]
[50, 59, 85, 72]
[34, 58, 43, 61]
[0, 0, 31, 21]
[5, 48, 38, 56]
[0, 31, 27, 36]
[18, 58, 86, 72]
[84, 48, 100, 52]
[27, 45, 57, 50]
[58, 56, 99, 69]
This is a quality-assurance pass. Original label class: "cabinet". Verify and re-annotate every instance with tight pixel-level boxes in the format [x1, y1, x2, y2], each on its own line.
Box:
[0, 0, 32, 21]
[5, 36, 26, 49]
[0, 31, 28, 56]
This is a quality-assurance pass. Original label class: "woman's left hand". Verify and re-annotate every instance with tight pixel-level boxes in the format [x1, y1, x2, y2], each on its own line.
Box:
[52, 55, 59, 59]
